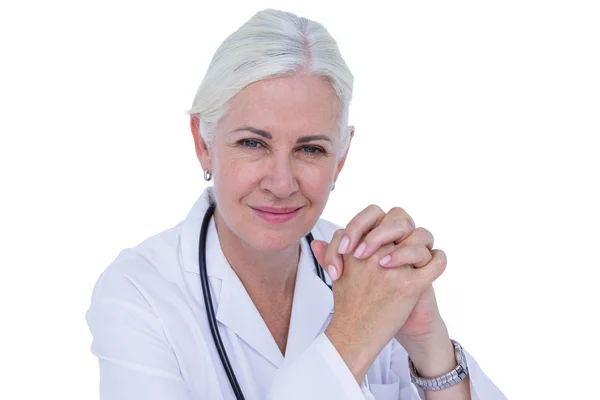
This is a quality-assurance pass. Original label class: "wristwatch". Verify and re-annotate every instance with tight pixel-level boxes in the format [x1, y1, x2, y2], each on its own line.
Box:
[408, 339, 469, 391]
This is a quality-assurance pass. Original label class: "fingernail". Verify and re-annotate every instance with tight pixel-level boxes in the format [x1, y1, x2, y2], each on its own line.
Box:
[338, 236, 349, 254]
[327, 265, 339, 281]
[354, 242, 367, 258]
[379, 255, 391, 266]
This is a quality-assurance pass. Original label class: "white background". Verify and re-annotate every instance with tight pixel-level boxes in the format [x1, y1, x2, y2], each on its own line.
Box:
[1, 1, 598, 399]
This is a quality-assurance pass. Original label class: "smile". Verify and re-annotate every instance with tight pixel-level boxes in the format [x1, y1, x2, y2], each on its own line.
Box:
[250, 206, 303, 224]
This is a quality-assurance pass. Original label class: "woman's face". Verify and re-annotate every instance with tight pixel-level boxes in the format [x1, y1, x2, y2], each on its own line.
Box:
[192, 73, 352, 253]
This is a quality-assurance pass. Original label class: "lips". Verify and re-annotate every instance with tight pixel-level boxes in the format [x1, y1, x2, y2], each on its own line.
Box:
[250, 205, 303, 224]
[251, 206, 302, 214]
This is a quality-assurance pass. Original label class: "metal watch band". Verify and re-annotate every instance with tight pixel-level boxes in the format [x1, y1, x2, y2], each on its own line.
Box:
[408, 339, 469, 391]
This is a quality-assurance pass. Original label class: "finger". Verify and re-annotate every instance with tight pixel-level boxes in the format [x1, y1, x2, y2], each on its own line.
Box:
[311, 239, 345, 280]
[353, 212, 418, 259]
[413, 249, 447, 284]
[378, 245, 433, 268]
[309, 240, 328, 268]
[339, 204, 386, 255]
[388, 206, 416, 231]
[396, 227, 434, 250]
[324, 230, 346, 281]
[367, 241, 397, 265]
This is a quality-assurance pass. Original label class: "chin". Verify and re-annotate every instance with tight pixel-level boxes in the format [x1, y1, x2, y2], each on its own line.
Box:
[243, 207, 312, 249]
[245, 231, 301, 254]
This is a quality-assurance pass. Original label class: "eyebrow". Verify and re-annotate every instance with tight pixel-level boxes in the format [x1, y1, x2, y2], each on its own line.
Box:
[231, 126, 332, 143]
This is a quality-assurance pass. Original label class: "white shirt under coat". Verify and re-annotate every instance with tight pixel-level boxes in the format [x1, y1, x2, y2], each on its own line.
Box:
[85, 187, 506, 399]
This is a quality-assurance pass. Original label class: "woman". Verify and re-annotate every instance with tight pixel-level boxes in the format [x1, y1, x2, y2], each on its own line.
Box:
[86, 9, 505, 400]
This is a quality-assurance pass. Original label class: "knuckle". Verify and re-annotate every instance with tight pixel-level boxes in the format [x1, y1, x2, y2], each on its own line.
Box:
[389, 215, 407, 227]
[407, 227, 433, 249]
[388, 206, 407, 215]
[430, 250, 447, 275]
[433, 248, 447, 262]
[418, 245, 431, 258]
[368, 204, 384, 214]
[436, 250, 448, 267]
[395, 245, 415, 261]
[388, 207, 415, 228]
[418, 226, 434, 240]
[392, 217, 414, 232]
[391, 246, 409, 264]
[414, 226, 428, 236]
[409, 245, 423, 260]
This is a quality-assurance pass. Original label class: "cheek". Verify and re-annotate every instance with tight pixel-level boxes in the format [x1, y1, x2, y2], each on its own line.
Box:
[214, 153, 262, 193]
[297, 165, 335, 200]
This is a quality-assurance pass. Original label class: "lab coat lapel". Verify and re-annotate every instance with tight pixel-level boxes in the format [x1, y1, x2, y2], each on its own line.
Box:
[205, 217, 285, 368]
[180, 188, 284, 367]
[180, 187, 333, 368]
[284, 236, 334, 364]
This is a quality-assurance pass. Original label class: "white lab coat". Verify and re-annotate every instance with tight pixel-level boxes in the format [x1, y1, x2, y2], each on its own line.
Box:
[86, 187, 506, 399]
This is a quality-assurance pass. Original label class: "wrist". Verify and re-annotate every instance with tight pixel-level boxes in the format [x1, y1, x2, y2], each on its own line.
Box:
[408, 336, 456, 378]
[324, 322, 379, 383]
[396, 324, 457, 377]
[409, 339, 470, 393]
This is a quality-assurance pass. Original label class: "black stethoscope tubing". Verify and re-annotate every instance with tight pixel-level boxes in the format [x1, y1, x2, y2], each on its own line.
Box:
[199, 202, 331, 400]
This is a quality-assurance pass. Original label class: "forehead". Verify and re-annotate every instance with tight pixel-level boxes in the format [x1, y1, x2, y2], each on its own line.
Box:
[220, 74, 340, 138]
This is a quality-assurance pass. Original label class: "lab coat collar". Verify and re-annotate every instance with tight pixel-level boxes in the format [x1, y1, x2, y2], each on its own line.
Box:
[180, 186, 226, 279]
[283, 237, 334, 364]
[180, 187, 334, 367]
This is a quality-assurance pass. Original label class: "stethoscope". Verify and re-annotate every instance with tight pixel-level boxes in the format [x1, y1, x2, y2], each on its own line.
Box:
[200, 202, 372, 399]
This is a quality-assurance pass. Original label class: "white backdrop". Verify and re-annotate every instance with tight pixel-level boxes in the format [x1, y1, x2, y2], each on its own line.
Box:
[1, 1, 598, 399]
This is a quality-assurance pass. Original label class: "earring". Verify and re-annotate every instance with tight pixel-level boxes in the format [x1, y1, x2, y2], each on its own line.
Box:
[331, 181, 336, 191]
[203, 169, 212, 181]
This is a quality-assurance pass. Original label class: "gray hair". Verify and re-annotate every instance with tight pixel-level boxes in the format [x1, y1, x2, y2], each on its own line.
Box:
[187, 9, 354, 156]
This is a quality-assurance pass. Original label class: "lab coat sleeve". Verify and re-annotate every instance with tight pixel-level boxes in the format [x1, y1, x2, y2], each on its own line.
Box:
[388, 339, 507, 399]
[266, 333, 376, 400]
[266, 334, 506, 400]
[85, 265, 193, 400]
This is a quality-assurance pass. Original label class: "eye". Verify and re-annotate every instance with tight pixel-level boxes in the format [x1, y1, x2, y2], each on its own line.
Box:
[301, 145, 325, 156]
[239, 139, 263, 149]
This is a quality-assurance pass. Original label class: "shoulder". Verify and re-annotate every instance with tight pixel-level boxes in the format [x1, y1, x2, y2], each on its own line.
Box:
[88, 222, 185, 305]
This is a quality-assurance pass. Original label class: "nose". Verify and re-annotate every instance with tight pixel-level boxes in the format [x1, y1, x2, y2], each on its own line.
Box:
[259, 153, 299, 199]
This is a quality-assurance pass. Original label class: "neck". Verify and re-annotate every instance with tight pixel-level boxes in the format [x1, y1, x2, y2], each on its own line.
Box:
[213, 207, 300, 299]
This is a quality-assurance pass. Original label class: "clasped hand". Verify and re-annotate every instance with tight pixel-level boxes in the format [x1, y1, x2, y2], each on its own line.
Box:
[310, 205, 449, 351]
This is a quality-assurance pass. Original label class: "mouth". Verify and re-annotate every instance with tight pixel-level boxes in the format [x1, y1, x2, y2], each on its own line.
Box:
[250, 206, 304, 224]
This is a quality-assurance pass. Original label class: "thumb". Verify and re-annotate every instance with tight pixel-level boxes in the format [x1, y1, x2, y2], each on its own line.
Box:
[310, 239, 343, 282]
[310, 240, 328, 267]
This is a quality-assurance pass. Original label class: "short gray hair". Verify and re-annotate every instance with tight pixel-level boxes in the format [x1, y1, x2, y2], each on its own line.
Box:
[187, 9, 354, 155]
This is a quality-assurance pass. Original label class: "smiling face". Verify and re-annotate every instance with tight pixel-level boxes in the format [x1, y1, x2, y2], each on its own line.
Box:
[192, 73, 353, 253]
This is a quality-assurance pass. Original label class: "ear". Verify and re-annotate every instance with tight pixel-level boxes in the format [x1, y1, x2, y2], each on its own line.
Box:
[190, 114, 212, 172]
[333, 125, 355, 181]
